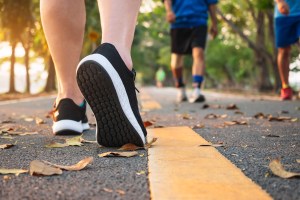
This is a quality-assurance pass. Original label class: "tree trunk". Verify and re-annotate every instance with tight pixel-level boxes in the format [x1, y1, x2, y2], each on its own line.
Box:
[9, 42, 17, 93]
[255, 11, 273, 91]
[45, 56, 56, 92]
[24, 45, 30, 93]
[266, 11, 281, 91]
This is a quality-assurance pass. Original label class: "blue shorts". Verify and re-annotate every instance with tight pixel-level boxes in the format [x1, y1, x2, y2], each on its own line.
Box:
[275, 15, 300, 48]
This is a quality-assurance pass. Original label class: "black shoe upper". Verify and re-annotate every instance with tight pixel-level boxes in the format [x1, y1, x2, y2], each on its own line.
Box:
[92, 43, 147, 137]
[52, 98, 87, 123]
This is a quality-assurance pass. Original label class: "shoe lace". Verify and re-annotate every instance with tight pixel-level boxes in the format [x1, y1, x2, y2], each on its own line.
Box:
[132, 68, 140, 93]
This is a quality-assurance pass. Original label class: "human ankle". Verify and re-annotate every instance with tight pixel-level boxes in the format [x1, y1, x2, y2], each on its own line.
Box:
[56, 93, 84, 106]
[101, 42, 133, 70]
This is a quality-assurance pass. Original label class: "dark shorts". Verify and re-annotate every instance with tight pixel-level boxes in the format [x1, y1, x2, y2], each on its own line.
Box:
[275, 15, 300, 48]
[171, 25, 207, 55]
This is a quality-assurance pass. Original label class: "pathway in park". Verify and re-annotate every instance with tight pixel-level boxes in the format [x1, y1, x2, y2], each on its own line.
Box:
[0, 87, 299, 200]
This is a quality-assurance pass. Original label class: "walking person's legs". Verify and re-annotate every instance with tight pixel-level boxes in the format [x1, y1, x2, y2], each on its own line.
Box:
[41, 0, 89, 135]
[171, 54, 187, 102]
[191, 47, 205, 102]
[77, 0, 147, 147]
[40, 0, 85, 105]
[277, 46, 293, 100]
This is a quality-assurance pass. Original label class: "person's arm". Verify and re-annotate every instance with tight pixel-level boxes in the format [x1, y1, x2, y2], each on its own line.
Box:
[208, 4, 218, 39]
[164, 0, 176, 23]
[275, 0, 290, 15]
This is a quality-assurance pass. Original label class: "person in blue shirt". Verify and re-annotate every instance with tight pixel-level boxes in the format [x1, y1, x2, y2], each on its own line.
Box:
[275, 0, 300, 100]
[164, 0, 218, 103]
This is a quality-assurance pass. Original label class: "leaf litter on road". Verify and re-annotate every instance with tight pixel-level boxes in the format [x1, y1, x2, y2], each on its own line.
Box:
[191, 124, 205, 129]
[269, 159, 300, 179]
[42, 157, 93, 171]
[177, 113, 192, 120]
[199, 143, 224, 147]
[136, 170, 146, 175]
[202, 104, 221, 109]
[224, 120, 248, 126]
[35, 117, 46, 125]
[29, 160, 63, 176]
[0, 168, 28, 176]
[254, 113, 298, 122]
[0, 144, 14, 149]
[226, 104, 239, 110]
[118, 137, 158, 151]
[45, 135, 95, 148]
[204, 113, 227, 119]
[30, 157, 93, 176]
[0, 126, 38, 136]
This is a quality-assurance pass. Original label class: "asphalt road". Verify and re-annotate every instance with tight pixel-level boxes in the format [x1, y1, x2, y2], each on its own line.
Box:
[0, 87, 299, 200]
[141, 87, 300, 200]
[0, 96, 149, 200]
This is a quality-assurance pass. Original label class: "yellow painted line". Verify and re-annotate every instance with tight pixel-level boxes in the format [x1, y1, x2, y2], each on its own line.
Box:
[140, 91, 161, 111]
[148, 127, 272, 200]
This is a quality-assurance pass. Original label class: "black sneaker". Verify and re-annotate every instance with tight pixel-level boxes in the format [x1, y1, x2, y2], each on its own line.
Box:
[52, 98, 90, 135]
[76, 43, 147, 147]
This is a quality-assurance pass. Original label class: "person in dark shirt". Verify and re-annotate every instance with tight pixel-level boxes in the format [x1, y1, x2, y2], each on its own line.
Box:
[164, 0, 218, 103]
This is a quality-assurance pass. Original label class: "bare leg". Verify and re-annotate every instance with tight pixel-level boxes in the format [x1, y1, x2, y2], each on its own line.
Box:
[192, 47, 205, 76]
[277, 47, 291, 88]
[98, 0, 141, 70]
[171, 53, 184, 87]
[40, 0, 85, 105]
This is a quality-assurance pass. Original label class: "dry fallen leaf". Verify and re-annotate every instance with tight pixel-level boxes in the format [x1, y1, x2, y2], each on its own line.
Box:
[202, 104, 221, 109]
[24, 117, 34, 122]
[118, 143, 144, 151]
[80, 138, 97, 144]
[291, 118, 298, 122]
[220, 114, 228, 119]
[226, 104, 239, 110]
[143, 121, 154, 128]
[199, 144, 224, 147]
[6, 131, 38, 136]
[254, 113, 267, 119]
[269, 159, 300, 179]
[224, 120, 248, 126]
[234, 111, 244, 115]
[265, 134, 280, 138]
[45, 136, 84, 148]
[179, 113, 192, 120]
[1, 136, 14, 140]
[136, 170, 146, 175]
[99, 151, 138, 158]
[3, 175, 11, 181]
[1, 120, 15, 124]
[191, 124, 205, 129]
[103, 188, 113, 193]
[296, 159, 300, 163]
[145, 138, 158, 148]
[0, 127, 13, 134]
[42, 157, 93, 171]
[204, 113, 218, 119]
[45, 142, 69, 148]
[0, 168, 28, 176]
[35, 117, 46, 125]
[268, 116, 292, 122]
[116, 190, 126, 195]
[0, 144, 14, 149]
[65, 136, 83, 146]
[29, 160, 63, 176]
